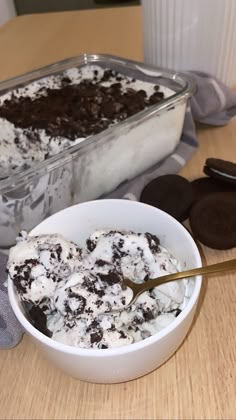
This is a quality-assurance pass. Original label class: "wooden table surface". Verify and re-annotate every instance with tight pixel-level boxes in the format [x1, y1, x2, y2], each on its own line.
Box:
[0, 6, 235, 420]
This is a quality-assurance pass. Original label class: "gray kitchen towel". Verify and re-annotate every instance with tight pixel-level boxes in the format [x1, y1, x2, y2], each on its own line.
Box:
[106, 72, 236, 200]
[1, 72, 236, 349]
[0, 252, 23, 349]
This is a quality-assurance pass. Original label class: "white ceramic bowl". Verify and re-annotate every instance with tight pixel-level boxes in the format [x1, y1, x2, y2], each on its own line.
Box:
[8, 199, 202, 383]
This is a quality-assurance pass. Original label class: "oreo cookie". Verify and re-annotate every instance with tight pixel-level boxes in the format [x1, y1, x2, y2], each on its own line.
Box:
[191, 177, 236, 202]
[189, 192, 236, 249]
[140, 174, 193, 222]
[204, 158, 236, 186]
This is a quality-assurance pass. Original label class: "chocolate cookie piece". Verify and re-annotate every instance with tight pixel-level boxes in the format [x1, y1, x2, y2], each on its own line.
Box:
[204, 158, 236, 185]
[189, 192, 236, 249]
[140, 175, 193, 222]
[28, 305, 52, 337]
[191, 177, 236, 202]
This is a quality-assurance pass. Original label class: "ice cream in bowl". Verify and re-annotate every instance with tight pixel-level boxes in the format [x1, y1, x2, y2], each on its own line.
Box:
[7, 199, 202, 383]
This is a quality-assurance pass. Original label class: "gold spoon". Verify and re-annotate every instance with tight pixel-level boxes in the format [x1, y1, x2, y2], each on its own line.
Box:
[121, 258, 236, 308]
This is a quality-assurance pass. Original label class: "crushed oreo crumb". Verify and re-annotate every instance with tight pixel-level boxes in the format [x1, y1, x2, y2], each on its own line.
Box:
[99, 271, 121, 286]
[86, 238, 96, 252]
[145, 233, 160, 253]
[0, 69, 164, 144]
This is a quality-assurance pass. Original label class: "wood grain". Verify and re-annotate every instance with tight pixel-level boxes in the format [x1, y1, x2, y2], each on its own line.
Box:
[0, 6, 236, 420]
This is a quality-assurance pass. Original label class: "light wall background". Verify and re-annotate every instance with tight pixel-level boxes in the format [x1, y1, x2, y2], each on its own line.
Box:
[0, 0, 16, 26]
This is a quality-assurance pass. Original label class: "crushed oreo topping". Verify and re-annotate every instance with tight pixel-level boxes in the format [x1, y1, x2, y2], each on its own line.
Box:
[0, 69, 164, 142]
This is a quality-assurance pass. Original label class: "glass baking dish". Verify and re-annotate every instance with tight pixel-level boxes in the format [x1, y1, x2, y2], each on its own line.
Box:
[0, 54, 195, 248]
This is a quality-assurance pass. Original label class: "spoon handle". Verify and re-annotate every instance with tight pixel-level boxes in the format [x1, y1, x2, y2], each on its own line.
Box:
[126, 258, 236, 301]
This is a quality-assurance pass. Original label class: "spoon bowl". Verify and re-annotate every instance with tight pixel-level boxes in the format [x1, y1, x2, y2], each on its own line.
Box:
[121, 258, 236, 309]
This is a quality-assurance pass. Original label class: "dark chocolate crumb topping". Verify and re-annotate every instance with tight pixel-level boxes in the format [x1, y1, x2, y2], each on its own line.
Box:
[0, 69, 164, 143]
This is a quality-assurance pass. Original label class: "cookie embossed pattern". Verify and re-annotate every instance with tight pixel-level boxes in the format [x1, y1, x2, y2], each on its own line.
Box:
[139, 159, 236, 250]
[0, 54, 195, 248]
[190, 158, 236, 250]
